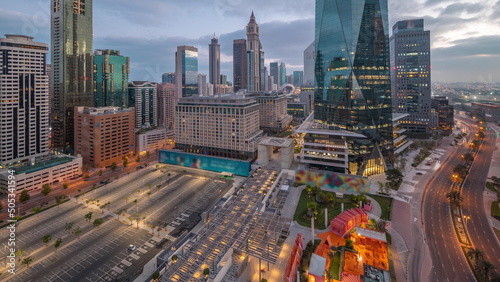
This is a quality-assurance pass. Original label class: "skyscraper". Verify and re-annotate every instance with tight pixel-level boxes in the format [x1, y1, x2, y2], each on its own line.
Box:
[246, 11, 263, 91]
[303, 41, 315, 86]
[0, 35, 49, 165]
[51, 0, 93, 153]
[175, 46, 198, 98]
[198, 74, 207, 96]
[128, 81, 158, 128]
[233, 39, 247, 92]
[162, 72, 175, 84]
[390, 19, 431, 138]
[313, 0, 393, 176]
[157, 83, 176, 129]
[293, 71, 304, 87]
[209, 34, 220, 92]
[270, 62, 280, 88]
[279, 63, 286, 86]
[93, 49, 130, 108]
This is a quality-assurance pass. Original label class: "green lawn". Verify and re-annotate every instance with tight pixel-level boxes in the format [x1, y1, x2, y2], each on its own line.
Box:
[486, 182, 499, 193]
[367, 194, 393, 220]
[277, 130, 292, 137]
[328, 251, 341, 280]
[293, 189, 356, 228]
[491, 201, 500, 218]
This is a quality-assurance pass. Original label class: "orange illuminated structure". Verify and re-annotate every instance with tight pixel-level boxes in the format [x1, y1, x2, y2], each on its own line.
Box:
[330, 208, 368, 237]
[284, 233, 304, 282]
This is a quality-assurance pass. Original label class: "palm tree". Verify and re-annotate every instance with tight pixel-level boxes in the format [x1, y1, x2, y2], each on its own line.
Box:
[72, 227, 82, 239]
[84, 212, 93, 224]
[21, 256, 34, 268]
[31, 207, 42, 217]
[477, 259, 495, 280]
[54, 238, 62, 252]
[374, 219, 388, 233]
[41, 234, 52, 246]
[466, 248, 483, 265]
[65, 222, 74, 234]
[15, 249, 27, 262]
[453, 164, 468, 179]
[462, 153, 474, 164]
[306, 201, 318, 218]
[446, 190, 463, 208]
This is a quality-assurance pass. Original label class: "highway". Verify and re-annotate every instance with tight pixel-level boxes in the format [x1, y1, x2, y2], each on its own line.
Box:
[461, 129, 500, 273]
[422, 125, 476, 281]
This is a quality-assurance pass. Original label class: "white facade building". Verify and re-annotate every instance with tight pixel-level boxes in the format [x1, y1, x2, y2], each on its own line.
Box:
[0, 34, 49, 166]
[0, 155, 82, 194]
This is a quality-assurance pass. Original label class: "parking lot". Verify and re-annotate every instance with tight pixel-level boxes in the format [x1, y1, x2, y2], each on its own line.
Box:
[2, 165, 233, 281]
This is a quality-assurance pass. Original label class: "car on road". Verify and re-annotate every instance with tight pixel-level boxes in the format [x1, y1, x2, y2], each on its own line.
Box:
[128, 245, 136, 251]
[138, 166, 144, 169]
[416, 172, 423, 175]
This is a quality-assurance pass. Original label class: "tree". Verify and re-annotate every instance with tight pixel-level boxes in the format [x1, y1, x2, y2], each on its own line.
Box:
[85, 212, 93, 224]
[134, 214, 141, 228]
[111, 162, 118, 171]
[128, 216, 134, 225]
[344, 239, 354, 250]
[374, 219, 387, 233]
[73, 226, 82, 239]
[116, 208, 127, 221]
[478, 131, 485, 139]
[65, 222, 74, 234]
[462, 153, 474, 164]
[306, 201, 318, 218]
[19, 190, 31, 202]
[15, 249, 27, 262]
[146, 151, 151, 158]
[492, 176, 500, 186]
[54, 238, 62, 252]
[477, 259, 495, 280]
[98, 170, 103, 176]
[446, 190, 463, 208]
[31, 207, 42, 217]
[171, 254, 178, 263]
[203, 267, 210, 278]
[55, 195, 68, 207]
[453, 164, 468, 179]
[41, 184, 52, 196]
[152, 271, 160, 281]
[93, 218, 104, 228]
[21, 256, 34, 268]
[123, 156, 129, 167]
[466, 248, 483, 266]
[41, 234, 52, 246]
[135, 155, 141, 162]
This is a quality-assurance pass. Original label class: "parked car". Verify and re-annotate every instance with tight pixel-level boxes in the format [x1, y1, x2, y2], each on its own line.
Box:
[128, 245, 136, 251]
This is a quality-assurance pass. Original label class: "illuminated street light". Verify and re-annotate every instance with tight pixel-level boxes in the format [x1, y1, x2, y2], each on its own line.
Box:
[463, 215, 471, 226]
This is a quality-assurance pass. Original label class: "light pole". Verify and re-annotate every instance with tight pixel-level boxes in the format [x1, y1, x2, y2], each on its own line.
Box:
[463, 215, 470, 226]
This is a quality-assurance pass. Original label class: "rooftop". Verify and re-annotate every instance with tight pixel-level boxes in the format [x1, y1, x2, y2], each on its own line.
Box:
[12, 156, 76, 175]
[297, 112, 367, 138]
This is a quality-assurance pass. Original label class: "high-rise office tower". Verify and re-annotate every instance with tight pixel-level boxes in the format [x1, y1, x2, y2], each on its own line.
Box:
[390, 19, 431, 138]
[246, 11, 263, 91]
[128, 81, 158, 128]
[175, 46, 198, 98]
[293, 71, 304, 87]
[157, 83, 176, 129]
[220, 74, 227, 85]
[279, 63, 286, 86]
[270, 62, 280, 87]
[0, 35, 49, 165]
[198, 74, 207, 96]
[162, 72, 175, 84]
[51, 0, 93, 153]
[312, 0, 393, 175]
[209, 34, 220, 92]
[46, 64, 52, 116]
[233, 39, 247, 92]
[303, 41, 315, 86]
[93, 49, 130, 108]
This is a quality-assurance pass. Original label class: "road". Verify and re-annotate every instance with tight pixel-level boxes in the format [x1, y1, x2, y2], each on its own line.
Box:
[422, 125, 476, 281]
[461, 128, 500, 272]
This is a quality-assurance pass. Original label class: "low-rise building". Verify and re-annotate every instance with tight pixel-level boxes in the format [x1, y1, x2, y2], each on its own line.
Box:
[0, 154, 82, 194]
[136, 127, 174, 154]
[245, 91, 293, 133]
[74, 107, 135, 168]
[431, 96, 454, 135]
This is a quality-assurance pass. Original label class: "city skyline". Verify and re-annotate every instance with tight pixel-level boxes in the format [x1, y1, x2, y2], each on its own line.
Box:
[0, 0, 498, 83]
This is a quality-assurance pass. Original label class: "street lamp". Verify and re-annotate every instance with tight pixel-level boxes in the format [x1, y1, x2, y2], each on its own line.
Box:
[463, 215, 470, 226]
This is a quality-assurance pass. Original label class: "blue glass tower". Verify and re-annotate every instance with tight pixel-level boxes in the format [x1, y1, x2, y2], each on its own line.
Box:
[314, 0, 393, 175]
[93, 49, 129, 107]
[175, 46, 198, 97]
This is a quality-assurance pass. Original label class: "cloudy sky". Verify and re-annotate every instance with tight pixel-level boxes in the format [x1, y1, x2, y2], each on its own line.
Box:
[1, 0, 499, 83]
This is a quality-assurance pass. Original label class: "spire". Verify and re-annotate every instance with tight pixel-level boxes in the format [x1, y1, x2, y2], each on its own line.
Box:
[249, 10, 256, 24]
[213, 33, 217, 39]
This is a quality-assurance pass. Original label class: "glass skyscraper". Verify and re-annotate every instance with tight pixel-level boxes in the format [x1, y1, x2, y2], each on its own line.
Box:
[51, 0, 93, 153]
[175, 46, 198, 97]
[93, 49, 130, 107]
[314, 0, 393, 176]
